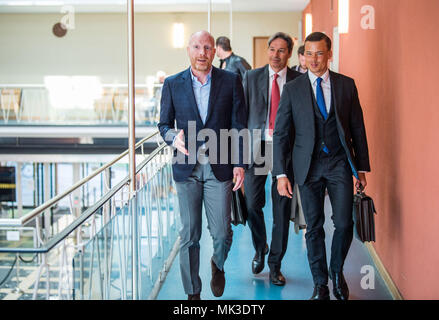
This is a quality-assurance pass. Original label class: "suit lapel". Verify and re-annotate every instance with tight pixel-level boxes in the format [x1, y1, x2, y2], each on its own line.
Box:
[260, 65, 269, 108]
[182, 67, 204, 126]
[205, 67, 222, 124]
[329, 71, 344, 120]
[299, 73, 316, 129]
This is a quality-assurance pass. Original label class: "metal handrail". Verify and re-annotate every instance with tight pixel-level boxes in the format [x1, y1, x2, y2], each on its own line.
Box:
[0, 142, 167, 254]
[0, 84, 163, 88]
[0, 131, 159, 227]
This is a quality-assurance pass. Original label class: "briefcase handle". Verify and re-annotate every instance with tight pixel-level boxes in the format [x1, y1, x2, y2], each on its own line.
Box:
[356, 183, 365, 194]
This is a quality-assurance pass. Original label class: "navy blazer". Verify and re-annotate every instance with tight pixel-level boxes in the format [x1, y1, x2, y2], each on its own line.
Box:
[158, 67, 248, 182]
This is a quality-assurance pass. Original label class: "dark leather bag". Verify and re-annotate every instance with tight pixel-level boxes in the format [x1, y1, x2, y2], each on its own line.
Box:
[231, 188, 248, 226]
[353, 186, 377, 242]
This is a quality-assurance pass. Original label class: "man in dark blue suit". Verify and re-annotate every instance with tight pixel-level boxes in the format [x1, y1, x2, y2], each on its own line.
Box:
[273, 32, 370, 300]
[158, 31, 247, 300]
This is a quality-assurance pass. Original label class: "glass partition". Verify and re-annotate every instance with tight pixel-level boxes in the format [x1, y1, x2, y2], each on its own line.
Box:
[0, 84, 162, 126]
[0, 0, 162, 127]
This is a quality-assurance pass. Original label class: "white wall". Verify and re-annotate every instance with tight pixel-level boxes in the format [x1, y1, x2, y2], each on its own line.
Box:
[0, 11, 302, 84]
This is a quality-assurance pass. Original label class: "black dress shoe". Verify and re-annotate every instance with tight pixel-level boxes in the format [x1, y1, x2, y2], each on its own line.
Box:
[210, 258, 225, 297]
[188, 294, 201, 300]
[330, 270, 349, 300]
[252, 244, 269, 274]
[269, 270, 286, 286]
[310, 285, 330, 300]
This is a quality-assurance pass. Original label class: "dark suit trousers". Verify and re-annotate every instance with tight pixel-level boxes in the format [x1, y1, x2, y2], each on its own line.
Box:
[244, 142, 292, 272]
[298, 152, 354, 286]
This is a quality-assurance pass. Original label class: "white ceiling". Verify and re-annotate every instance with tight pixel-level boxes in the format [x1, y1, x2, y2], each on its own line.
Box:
[0, 0, 310, 13]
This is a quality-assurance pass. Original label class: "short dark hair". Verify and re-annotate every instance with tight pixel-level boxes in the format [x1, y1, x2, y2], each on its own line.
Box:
[268, 32, 294, 53]
[305, 32, 332, 51]
[297, 45, 305, 56]
[216, 36, 232, 51]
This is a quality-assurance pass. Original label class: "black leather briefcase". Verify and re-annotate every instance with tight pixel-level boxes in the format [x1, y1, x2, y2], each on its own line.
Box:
[353, 186, 377, 242]
[231, 187, 248, 226]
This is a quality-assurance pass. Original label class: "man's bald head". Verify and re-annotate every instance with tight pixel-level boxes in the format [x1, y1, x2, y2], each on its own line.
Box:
[187, 30, 216, 74]
[188, 30, 215, 47]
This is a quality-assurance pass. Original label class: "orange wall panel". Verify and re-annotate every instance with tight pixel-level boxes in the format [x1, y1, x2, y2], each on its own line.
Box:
[305, 0, 439, 299]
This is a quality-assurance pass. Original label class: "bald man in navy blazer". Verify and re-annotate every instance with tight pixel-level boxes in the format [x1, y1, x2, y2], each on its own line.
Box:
[158, 31, 247, 300]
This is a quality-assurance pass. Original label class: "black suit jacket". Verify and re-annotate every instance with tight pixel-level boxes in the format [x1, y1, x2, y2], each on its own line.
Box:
[243, 64, 302, 173]
[272, 70, 370, 185]
[220, 53, 252, 82]
[158, 67, 247, 182]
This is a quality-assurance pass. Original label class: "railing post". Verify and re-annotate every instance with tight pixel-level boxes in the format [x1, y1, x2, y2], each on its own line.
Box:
[79, 249, 84, 300]
[43, 162, 52, 238]
[127, 0, 138, 301]
[208, 0, 212, 32]
[229, 0, 233, 41]
[72, 163, 81, 246]
[16, 162, 23, 216]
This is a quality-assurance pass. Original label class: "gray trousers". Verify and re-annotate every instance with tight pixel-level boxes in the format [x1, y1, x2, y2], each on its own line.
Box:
[175, 162, 233, 295]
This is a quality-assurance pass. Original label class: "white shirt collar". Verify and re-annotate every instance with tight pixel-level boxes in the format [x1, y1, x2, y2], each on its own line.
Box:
[190, 67, 212, 84]
[308, 68, 330, 84]
[269, 65, 288, 79]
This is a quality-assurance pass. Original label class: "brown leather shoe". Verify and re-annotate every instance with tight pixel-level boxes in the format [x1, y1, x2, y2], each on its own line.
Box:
[188, 294, 201, 300]
[210, 258, 225, 297]
[269, 270, 286, 286]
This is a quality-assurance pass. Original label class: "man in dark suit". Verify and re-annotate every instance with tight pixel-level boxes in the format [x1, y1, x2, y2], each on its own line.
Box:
[158, 31, 247, 300]
[273, 32, 370, 300]
[216, 36, 251, 81]
[242, 32, 301, 286]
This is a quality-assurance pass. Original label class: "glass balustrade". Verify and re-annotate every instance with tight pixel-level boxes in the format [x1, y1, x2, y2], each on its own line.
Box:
[0, 140, 180, 300]
[72, 161, 179, 300]
[0, 83, 162, 126]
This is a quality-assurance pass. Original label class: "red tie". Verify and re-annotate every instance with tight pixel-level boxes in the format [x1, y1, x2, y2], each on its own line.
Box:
[268, 73, 280, 136]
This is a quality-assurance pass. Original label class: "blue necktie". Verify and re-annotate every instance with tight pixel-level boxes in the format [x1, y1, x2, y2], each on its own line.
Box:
[316, 77, 329, 153]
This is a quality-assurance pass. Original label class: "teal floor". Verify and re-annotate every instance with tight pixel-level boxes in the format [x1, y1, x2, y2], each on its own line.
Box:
[157, 176, 392, 300]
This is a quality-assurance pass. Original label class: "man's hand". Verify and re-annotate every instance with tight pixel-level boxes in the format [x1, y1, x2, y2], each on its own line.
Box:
[277, 177, 293, 198]
[232, 167, 245, 191]
[174, 129, 189, 155]
[356, 172, 367, 190]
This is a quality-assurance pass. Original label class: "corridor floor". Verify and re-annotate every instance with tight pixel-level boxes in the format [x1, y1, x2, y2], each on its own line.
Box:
[157, 176, 392, 300]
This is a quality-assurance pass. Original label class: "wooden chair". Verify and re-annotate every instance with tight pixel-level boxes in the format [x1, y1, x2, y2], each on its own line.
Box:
[0, 88, 22, 123]
[112, 88, 128, 123]
[94, 88, 115, 123]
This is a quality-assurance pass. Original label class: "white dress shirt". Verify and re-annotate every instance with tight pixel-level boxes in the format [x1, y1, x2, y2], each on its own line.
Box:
[264, 65, 288, 142]
[308, 69, 331, 114]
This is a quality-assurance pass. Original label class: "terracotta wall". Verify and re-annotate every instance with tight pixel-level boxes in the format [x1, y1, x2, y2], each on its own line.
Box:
[304, 0, 439, 299]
